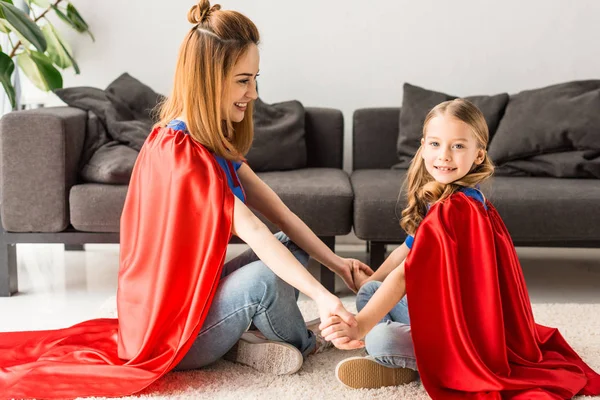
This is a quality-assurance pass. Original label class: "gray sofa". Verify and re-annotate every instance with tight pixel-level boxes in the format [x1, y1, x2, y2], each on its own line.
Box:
[352, 107, 600, 267]
[0, 106, 352, 296]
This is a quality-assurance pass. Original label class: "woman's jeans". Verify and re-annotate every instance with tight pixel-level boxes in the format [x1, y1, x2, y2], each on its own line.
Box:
[175, 232, 316, 371]
[356, 281, 418, 371]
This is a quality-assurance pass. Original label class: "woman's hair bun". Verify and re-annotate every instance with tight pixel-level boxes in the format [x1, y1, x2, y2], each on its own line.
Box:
[188, 0, 221, 25]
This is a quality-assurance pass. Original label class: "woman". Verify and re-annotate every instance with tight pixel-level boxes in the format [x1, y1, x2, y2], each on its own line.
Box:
[0, 2, 370, 398]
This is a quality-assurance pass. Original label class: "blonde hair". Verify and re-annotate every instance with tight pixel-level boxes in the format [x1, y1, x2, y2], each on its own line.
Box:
[154, 0, 259, 161]
[400, 99, 495, 235]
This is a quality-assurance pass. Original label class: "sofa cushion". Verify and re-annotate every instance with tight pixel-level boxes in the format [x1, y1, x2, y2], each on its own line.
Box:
[54, 73, 163, 184]
[69, 184, 128, 232]
[247, 98, 307, 172]
[488, 80, 600, 166]
[352, 169, 600, 245]
[256, 168, 353, 236]
[80, 141, 139, 185]
[69, 169, 353, 235]
[486, 176, 600, 244]
[351, 169, 408, 242]
[395, 83, 509, 168]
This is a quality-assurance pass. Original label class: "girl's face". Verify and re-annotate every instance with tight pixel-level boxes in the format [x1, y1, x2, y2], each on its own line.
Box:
[421, 114, 485, 185]
[223, 44, 260, 123]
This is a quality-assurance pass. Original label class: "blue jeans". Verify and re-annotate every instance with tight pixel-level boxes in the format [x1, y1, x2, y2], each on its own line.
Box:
[356, 281, 418, 371]
[175, 232, 316, 371]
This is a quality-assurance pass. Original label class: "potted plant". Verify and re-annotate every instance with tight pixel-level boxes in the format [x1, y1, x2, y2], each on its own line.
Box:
[0, 0, 93, 110]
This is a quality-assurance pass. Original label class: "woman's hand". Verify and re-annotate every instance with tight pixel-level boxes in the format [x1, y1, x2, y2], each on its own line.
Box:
[320, 316, 365, 350]
[315, 292, 357, 330]
[337, 258, 374, 293]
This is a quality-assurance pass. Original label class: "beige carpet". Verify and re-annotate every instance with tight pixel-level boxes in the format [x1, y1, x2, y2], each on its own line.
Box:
[88, 297, 600, 400]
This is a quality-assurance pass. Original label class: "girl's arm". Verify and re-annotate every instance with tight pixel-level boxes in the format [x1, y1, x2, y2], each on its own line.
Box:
[238, 164, 373, 291]
[354, 243, 409, 289]
[321, 261, 407, 347]
[231, 195, 360, 332]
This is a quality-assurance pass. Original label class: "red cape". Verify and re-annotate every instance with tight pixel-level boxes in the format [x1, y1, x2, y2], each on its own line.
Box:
[0, 127, 234, 398]
[405, 192, 600, 399]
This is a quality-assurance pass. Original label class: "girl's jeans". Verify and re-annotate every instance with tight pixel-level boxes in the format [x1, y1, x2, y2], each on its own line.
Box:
[175, 232, 316, 370]
[356, 280, 418, 371]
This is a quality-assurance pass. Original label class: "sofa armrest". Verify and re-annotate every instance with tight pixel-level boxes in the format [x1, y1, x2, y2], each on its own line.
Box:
[353, 107, 401, 170]
[1, 107, 86, 232]
[305, 107, 343, 169]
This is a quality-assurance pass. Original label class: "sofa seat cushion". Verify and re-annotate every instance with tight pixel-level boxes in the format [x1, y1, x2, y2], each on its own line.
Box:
[485, 176, 600, 244]
[70, 184, 128, 232]
[69, 168, 353, 235]
[256, 168, 353, 236]
[351, 170, 408, 242]
[352, 169, 600, 245]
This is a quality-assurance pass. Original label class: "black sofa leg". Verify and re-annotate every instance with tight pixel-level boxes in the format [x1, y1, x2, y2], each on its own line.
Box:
[318, 236, 336, 293]
[0, 243, 18, 297]
[369, 241, 386, 269]
[65, 244, 85, 251]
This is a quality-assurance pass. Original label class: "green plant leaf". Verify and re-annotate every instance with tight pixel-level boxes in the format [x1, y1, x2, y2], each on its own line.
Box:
[41, 23, 79, 73]
[16, 50, 62, 91]
[0, 1, 46, 52]
[0, 0, 15, 6]
[0, 51, 16, 108]
[51, 4, 71, 24]
[66, 3, 93, 41]
[0, 18, 11, 33]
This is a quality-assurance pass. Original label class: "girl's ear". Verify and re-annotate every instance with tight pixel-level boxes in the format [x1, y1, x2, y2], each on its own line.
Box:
[474, 149, 485, 165]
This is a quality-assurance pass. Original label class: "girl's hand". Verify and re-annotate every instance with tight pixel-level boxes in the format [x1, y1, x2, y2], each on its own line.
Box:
[351, 263, 372, 290]
[337, 258, 374, 293]
[315, 293, 357, 330]
[320, 316, 365, 350]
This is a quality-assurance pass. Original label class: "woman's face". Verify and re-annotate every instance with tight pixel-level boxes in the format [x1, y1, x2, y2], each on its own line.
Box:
[421, 114, 485, 184]
[223, 44, 260, 123]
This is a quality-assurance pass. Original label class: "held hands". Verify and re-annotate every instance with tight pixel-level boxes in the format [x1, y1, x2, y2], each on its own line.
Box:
[315, 293, 358, 332]
[337, 258, 374, 293]
[319, 315, 364, 350]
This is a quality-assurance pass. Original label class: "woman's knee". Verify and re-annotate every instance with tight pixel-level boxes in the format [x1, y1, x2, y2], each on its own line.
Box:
[274, 231, 309, 267]
[240, 262, 294, 298]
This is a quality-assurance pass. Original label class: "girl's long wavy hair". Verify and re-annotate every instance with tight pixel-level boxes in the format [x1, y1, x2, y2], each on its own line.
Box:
[154, 0, 259, 161]
[399, 99, 495, 235]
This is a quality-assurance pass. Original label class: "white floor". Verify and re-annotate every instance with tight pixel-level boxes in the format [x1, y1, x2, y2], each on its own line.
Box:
[1, 242, 599, 332]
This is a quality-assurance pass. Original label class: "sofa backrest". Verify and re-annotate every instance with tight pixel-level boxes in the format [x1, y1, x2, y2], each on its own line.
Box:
[353, 108, 400, 170]
[305, 107, 344, 169]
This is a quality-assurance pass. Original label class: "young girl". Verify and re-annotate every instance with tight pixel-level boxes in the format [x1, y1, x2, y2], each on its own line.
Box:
[321, 99, 600, 399]
[0, 2, 372, 398]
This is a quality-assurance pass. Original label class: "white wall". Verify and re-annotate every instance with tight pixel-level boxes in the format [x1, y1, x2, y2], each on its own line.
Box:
[29, 0, 600, 170]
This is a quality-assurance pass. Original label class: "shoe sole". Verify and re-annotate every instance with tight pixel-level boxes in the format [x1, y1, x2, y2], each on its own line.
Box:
[224, 335, 303, 375]
[335, 356, 418, 389]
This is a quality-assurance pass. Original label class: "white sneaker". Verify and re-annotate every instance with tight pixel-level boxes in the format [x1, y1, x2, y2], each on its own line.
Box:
[223, 331, 303, 375]
[305, 318, 334, 354]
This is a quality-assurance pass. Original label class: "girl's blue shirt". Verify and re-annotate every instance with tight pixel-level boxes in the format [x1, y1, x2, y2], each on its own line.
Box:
[404, 186, 486, 250]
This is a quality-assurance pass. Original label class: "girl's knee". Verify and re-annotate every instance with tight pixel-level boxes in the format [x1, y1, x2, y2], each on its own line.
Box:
[365, 321, 413, 356]
[358, 280, 382, 296]
[356, 280, 382, 310]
